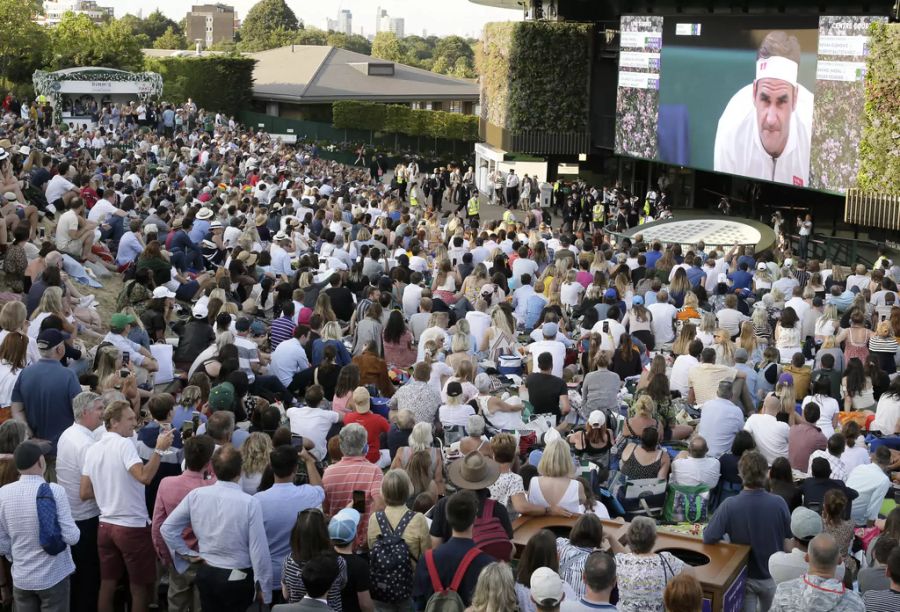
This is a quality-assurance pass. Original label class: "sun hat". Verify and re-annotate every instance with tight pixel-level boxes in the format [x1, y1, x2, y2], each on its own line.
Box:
[3, 192, 17, 202]
[587, 410, 606, 427]
[210, 220, 223, 230]
[152, 286, 176, 299]
[196, 208, 213, 220]
[328, 508, 361, 545]
[447, 451, 500, 490]
[530, 568, 565, 607]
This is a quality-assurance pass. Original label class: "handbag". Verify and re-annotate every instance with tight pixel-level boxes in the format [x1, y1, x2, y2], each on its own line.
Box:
[663, 483, 711, 523]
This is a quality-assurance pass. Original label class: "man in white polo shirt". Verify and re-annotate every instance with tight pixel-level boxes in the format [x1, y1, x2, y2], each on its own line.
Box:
[81, 401, 173, 612]
[527, 322, 567, 378]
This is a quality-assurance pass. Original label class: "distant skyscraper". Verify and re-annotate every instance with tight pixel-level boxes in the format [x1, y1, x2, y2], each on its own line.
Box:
[338, 9, 352, 36]
[374, 6, 404, 38]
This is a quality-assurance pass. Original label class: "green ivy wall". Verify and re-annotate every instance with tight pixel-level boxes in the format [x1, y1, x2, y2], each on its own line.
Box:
[857, 22, 900, 194]
[478, 21, 592, 133]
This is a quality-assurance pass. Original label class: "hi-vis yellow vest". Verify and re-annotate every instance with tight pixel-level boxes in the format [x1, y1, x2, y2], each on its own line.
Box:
[467, 197, 480, 216]
[410, 191, 418, 206]
[593, 203, 604, 222]
[502, 210, 514, 224]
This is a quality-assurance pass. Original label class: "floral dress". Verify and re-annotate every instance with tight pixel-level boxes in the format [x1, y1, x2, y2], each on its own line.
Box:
[615, 552, 686, 612]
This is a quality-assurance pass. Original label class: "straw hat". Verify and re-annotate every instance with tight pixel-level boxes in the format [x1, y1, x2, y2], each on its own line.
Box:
[447, 451, 500, 490]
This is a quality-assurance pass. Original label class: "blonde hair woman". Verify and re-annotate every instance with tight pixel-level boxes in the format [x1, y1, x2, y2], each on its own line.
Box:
[445, 332, 476, 373]
[696, 312, 717, 347]
[590, 250, 608, 274]
[313, 292, 337, 323]
[459, 263, 489, 304]
[815, 304, 840, 341]
[469, 562, 518, 612]
[240, 432, 273, 494]
[480, 306, 521, 362]
[528, 438, 590, 515]
[96, 344, 141, 411]
[714, 328, 737, 366]
[29, 286, 77, 338]
[390, 422, 445, 496]
[735, 321, 761, 365]
[671, 322, 697, 356]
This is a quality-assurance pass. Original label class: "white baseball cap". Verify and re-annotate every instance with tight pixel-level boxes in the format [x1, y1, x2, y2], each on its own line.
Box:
[152, 286, 177, 299]
[588, 410, 607, 427]
[530, 567, 565, 607]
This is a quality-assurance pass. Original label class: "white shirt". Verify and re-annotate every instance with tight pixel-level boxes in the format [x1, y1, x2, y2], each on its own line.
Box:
[82, 432, 148, 527]
[101, 332, 146, 366]
[527, 340, 566, 378]
[846, 463, 891, 526]
[270, 244, 293, 278]
[286, 407, 340, 460]
[87, 199, 118, 223]
[56, 422, 101, 520]
[801, 394, 840, 437]
[716, 308, 749, 337]
[439, 403, 476, 428]
[402, 284, 424, 318]
[511, 258, 539, 284]
[45, 174, 76, 205]
[560, 282, 585, 308]
[591, 318, 627, 352]
[670, 354, 699, 398]
[772, 276, 799, 297]
[671, 456, 721, 488]
[872, 393, 900, 434]
[55, 209, 80, 251]
[808, 450, 848, 481]
[841, 441, 870, 476]
[743, 413, 790, 465]
[223, 226, 242, 249]
[647, 302, 677, 344]
[784, 297, 810, 323]
[713, 82, 813, 186]
[466, 311, 491, 352]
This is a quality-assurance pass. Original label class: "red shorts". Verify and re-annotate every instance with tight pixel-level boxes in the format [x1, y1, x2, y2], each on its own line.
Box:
[98, 522, 156, 584]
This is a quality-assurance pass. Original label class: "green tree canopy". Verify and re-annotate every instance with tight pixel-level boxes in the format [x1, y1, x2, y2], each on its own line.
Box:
[371, 32, 404, 62]
[326, 32, 372, 55]
[240, 0, 299, 50]
[154, 26, 188, 50]
[49, 13, 143, 72]
[0, 0, 48, 86]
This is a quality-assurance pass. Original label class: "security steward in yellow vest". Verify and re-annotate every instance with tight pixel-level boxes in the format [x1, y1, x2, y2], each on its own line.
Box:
[467, 194, 480, 223]
[593, 202, 605, 231]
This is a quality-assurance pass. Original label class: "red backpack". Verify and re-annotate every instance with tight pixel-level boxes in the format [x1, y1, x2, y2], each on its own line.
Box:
[472, 499, 514, 561]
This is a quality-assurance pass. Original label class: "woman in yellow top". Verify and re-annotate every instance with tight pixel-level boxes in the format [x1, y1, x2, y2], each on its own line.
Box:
[366, 469, 432, 565]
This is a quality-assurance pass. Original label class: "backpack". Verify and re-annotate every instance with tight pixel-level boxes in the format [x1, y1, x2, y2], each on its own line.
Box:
[471, 499, 513, 561]
[369, 511, 415, 603]
[37, 483, 66, 555]
[423, 547, 482, 612]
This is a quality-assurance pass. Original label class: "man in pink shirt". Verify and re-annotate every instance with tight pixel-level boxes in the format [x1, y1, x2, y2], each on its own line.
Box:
[151, 435, 216, 611]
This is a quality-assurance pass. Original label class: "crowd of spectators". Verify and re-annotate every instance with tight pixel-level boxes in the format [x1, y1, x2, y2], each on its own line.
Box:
[0, 97, 898, 612]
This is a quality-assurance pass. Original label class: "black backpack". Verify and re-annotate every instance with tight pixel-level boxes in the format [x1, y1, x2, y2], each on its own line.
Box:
[369, 511, 415, 603]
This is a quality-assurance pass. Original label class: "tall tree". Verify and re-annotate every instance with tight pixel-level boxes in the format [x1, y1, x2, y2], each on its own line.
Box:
[0, 0, 48, 85]
[49, 13, 143, 72]
[154, 26, 188, 50]
[326, 32, 372, 55]
[371, 32, 403, 62]
[142, 9, 182, 41]
[240, 0, 299, 50]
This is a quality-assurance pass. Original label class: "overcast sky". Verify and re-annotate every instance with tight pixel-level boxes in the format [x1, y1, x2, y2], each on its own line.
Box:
[113, 0, 522, 38]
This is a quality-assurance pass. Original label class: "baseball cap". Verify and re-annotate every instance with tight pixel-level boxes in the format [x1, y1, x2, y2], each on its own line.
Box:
[791, 506, 823, 541]
[208, 382, 235, 412]
[632, 295, 644, 305]
[36, 328, 70, 350]
[604, 288, 618, 299]
[542, 322, 559, 338]
[734, 347, 749, 362]
[543, 428, 561, 445]
[783, 258, 793, 267]
[192, 302, 209, 319]
[778, 372, 794, 385]
[328, 508, 361, 544]
[235, 317, 251, 332]
[14, 440, 53, 471]
[757, 262, 767, 270]
[530, 567, 565, 607]
[152, 286, 177, 299]
[588, 410, 606, 427]
[446, 381, 463, 398]
[110, 313, 136, 329]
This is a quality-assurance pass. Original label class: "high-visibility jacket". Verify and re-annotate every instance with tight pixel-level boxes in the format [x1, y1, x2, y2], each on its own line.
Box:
[502, 210, 514, 224]
[410, 191, 418, 207]
[593, 203, 604, 222]
[467, 197, 480, 217]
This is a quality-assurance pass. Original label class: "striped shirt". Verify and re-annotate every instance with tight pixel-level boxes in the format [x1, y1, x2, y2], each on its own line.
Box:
[862, 588, 900, 611]
[322, 457, 383, 550]
[282, 554, 347, 609]
[269, 316, 295, 351]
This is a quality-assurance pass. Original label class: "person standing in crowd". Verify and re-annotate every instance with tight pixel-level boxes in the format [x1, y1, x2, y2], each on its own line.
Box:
[161, 445, 272, 611]
[0, 440, 80, 610]
[704, 450, 791, 611]
[81, 401, 174, 612]
[55, 391, 104, 612]
[769, 533, 864, 611]
[151, 435, 216, 612]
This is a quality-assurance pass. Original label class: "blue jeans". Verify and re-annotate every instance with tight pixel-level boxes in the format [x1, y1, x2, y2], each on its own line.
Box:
[100, 214, 124, 243]
[868, 435, 900, 452]
[171, 248, 204, 273]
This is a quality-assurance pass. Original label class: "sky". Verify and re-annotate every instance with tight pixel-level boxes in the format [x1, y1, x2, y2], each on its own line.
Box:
[112, 0, 522, 39]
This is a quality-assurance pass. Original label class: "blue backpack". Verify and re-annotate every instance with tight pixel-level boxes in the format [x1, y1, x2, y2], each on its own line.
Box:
[37, 483, 66, 556]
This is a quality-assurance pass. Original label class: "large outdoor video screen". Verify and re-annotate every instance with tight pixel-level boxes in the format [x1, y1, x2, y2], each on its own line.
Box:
[614, 15, 885, 193]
